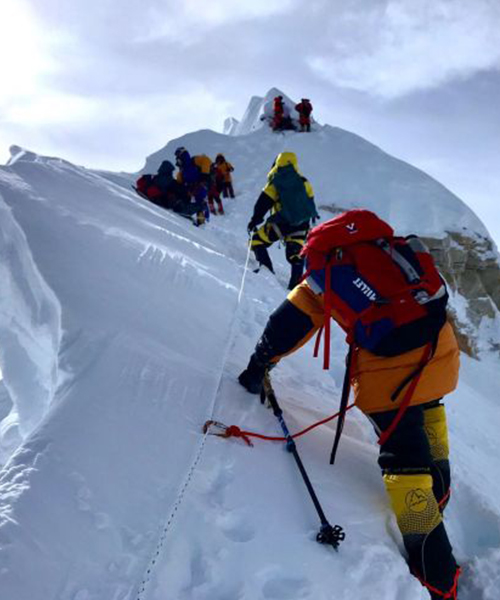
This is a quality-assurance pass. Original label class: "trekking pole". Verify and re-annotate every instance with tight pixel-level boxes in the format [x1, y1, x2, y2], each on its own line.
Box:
[261, 373, 345, 550]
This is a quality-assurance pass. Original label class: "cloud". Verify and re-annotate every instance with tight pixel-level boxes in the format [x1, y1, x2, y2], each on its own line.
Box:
[0, 0, 56, 97]
[139, 0, 298, 43]
[0, 86, 234, 170]
[308, 0, 500, 98]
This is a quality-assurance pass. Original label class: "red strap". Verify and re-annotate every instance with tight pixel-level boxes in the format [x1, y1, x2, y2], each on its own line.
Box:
[414, 567, 462, 599]
[313, 326, 323, 358]
[203, 403, 355, 445]
[323, 260, 333, 370]
[378, 342, 433, 446]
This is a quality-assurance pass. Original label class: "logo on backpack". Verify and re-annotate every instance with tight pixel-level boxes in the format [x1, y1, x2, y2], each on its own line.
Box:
[353, 276, 377, 301]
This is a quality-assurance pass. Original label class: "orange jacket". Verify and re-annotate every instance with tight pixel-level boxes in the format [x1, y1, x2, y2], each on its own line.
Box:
[215, 161, 234, 183]
[287, 282, 460, 414]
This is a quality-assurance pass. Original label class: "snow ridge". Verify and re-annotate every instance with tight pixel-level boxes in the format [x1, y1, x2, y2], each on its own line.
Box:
[0, 193, 61, 461]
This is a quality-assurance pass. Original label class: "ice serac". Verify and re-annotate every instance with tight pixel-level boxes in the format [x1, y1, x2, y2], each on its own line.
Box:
[226, 88, 303, 136]
[223, 117, 239, 136]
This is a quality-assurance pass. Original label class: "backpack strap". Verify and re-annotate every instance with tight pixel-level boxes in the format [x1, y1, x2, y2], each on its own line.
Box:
[329, 344, 353, 465]
[378, 333, 439, 446]
[323, 258, 333, 370]
[376, 238, 421, 284]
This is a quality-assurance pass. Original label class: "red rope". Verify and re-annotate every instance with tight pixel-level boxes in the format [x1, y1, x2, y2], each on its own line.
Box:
[414, 567, 462, 599]
[204, 403, 356, 446]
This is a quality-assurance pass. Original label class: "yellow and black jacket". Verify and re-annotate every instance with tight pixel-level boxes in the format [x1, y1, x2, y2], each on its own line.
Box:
[250, 152, 316, 227]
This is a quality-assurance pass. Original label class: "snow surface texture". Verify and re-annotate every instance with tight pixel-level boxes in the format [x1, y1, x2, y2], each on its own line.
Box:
[0, 188, 61, 462]
[0, 121, 499, 599]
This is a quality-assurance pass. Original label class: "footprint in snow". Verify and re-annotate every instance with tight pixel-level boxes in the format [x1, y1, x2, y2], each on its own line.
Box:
[448, 482, 500, 600]
[216, 511, 256, 543]
[451, 482, 500, 556]
[261, 573, 311, 599]
[201, 461, 235, 509]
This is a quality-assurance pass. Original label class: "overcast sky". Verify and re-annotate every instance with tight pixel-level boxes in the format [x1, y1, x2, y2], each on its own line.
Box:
[1, 0, 499, 245]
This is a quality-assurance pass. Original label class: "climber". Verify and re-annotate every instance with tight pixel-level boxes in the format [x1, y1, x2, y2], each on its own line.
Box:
[239, 209, 462, 600]
[207, 161, 224, 216]
[295, 98, 313, 132]
[214, 154, 235, 199]
[247, 151, 318, 290]
[174, 148, 210, 226]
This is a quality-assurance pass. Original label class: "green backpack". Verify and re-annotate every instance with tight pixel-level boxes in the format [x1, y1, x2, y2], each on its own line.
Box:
[270, 164, 317, 226]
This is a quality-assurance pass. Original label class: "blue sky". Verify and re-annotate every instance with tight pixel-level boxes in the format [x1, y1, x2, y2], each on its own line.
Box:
[1, 0, 499, 245]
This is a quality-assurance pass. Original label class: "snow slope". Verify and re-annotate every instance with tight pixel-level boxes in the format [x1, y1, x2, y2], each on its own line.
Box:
[0, 131, 499, 600]
[141, 120, 490, 243]
[140, 100, 500, 356]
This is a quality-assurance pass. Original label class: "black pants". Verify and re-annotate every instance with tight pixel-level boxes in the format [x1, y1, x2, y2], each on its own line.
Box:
[251, 222, 308, 287]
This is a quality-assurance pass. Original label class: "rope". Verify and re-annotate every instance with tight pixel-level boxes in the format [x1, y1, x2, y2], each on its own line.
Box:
[238, 239, 252, 303]
[135, 239, 252, 600]
[204, 403, 356, 446]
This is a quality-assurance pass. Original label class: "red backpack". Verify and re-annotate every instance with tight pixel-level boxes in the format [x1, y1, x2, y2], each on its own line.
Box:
[301, 209, 448, 367]
[301, 209, 448, 459]
[135, 174, 162, 200]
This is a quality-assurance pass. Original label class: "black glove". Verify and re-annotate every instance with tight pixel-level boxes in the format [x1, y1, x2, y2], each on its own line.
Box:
[247, 217, 261, 233]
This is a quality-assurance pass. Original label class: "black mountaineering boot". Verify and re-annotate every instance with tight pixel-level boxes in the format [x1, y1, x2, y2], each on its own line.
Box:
[253, 246, 275, 274]
[238, 354, 268, 394]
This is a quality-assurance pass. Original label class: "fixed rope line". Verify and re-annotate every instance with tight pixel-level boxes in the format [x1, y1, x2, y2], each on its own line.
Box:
[238, 238, 252, 303]
[135, 240, 252, 600]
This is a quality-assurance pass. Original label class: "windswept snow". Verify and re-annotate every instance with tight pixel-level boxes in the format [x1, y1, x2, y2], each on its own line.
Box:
[0, 192, 61, 460]
[0, 123, 499, 600]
